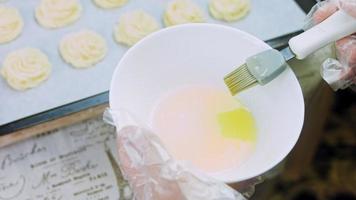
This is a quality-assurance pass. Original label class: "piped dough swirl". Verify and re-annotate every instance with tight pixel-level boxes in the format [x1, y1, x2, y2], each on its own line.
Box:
[35, 0, 82, 28]
[59, 30, 107, 68]
[114, 10, 160, 46]
[1, 48, 51, 90]
[93, 0, 128, 9]
[0, 6, 23, 44]
[209, 0, 250, 22]
[164, 0, 205, 27]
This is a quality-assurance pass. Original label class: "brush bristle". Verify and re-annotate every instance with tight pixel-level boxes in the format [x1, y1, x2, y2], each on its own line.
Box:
[224, 64, 257, 95]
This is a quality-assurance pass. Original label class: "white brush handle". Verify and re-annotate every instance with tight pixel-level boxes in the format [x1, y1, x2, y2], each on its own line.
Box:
[289, 10, 356, 59]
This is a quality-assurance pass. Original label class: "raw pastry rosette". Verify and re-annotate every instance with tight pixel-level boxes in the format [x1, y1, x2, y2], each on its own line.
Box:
[0, 6, 23, 43]
[94, 0, 128, 9]
[1, 48, 51, 90]
[164, 0, 205, 26]
[114, 10, 160, 46]
[209, 0, 250, 22]
[35, 0, 82, 28]
[59, 30, 107, 68]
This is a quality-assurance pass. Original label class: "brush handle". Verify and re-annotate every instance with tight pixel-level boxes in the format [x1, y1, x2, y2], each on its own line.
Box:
[289, 10, 356, 60]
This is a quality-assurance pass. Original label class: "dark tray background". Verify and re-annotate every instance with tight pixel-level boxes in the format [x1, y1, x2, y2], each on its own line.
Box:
[0, 0, 316, 136]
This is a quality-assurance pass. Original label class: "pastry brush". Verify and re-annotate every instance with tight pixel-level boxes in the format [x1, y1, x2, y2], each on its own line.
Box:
[225, 10, 356, 95]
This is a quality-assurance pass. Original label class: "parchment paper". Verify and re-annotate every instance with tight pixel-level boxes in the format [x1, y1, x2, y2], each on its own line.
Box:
[0, 0, 306, 125]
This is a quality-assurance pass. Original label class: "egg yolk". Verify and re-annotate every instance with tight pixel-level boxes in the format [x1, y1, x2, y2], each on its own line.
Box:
[217, 108, 256, 141]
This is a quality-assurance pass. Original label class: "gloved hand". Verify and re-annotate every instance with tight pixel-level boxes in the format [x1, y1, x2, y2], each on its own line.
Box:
[305, 0, 356, 91]
[104, 109, 250, 200]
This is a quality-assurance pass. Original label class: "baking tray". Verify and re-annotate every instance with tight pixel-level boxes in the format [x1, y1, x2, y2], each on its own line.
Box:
[0, 31, 303, 135]
[0, 0, 312, 135]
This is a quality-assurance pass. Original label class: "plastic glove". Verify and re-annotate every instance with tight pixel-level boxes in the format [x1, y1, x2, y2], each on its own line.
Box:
[305, 0, 356, 91]
[104, 109, 247, 200]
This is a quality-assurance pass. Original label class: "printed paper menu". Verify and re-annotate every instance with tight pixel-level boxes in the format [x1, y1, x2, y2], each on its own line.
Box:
[0, 118, 132, 200]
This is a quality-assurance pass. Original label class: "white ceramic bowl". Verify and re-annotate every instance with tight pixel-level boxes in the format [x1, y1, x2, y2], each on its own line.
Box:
[110, 24, 304, 183]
